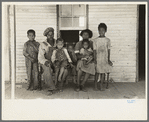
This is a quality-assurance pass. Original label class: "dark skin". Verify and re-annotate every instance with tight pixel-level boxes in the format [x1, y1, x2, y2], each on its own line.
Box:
[44, 31, 55, 67]
[94, 27, 113, 91]
[76, 32, 93, 91]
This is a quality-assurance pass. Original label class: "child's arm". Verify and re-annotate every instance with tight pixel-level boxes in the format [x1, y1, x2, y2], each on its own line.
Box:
[107, 39, 113, 66]
[51, 50, 57, 63]
[108, 49, 113, 66]
[63, 48, 72, 63]
[23, 43, 36, 63]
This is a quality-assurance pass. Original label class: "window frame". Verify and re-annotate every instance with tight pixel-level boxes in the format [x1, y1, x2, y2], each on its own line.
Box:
[59, 4, 87, 30]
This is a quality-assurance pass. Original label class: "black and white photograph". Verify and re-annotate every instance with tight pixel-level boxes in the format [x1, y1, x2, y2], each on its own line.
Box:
[2, 2, 148, 120]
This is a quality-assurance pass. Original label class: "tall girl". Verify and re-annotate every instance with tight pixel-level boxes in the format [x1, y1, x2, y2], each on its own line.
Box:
[93, 23, 113, 91]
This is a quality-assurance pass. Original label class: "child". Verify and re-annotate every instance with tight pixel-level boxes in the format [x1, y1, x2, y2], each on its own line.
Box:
[67, 44, 77, 84]
[51, 38, 73, 90]
[79, 39, 94, 68]
[93, 23, 113, 91]
[23, 29, 40, 90]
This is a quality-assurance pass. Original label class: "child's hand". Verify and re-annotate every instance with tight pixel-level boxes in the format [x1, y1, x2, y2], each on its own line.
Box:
[108, 60, 113, 66]
[45, 61, 51, 67]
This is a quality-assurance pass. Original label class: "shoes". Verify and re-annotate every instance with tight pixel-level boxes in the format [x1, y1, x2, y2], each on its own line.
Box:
[80, 85, 87, 92]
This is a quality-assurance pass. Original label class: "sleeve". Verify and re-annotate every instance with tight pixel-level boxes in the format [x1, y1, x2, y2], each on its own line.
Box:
[93, 40, 97, 50]
[51, 50, 57, 63]
[64, 49, 72, 63]
[23, 43, 30, 57]
[38, 43, 48, 65]
[107, 39, 111, 49]
[74, 42, 80, 54]
[90, 40, 93, 50]
[80, 48, 84, 55]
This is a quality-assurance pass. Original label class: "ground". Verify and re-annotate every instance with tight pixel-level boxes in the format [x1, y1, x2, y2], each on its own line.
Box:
[5, 80, 145, 99]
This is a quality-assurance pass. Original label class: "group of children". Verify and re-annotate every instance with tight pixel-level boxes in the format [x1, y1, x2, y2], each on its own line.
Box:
[23, 23, 113, 93]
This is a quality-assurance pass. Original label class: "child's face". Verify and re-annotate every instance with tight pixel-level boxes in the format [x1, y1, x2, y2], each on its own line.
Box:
[98, 27, 106, 37]
[47, 31, 54, 39]
[83, 42, 89, 49]
[57, 41, 64, 49]
[82, 32, 89, 39]
[68, 45, 73, 51]
[27, 33, 35, 41]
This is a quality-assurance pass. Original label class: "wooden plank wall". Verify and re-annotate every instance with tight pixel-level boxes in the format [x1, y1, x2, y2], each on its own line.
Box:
[15, 5, 57, 83]
[89, 4, 138, 82]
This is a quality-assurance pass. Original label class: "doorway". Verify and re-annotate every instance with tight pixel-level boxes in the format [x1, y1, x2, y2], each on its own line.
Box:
[139, 5, 145, 81]
[60, 30, 80, 47]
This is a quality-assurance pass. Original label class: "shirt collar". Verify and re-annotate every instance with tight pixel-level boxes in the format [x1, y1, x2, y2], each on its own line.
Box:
[45, 38, 56, 47]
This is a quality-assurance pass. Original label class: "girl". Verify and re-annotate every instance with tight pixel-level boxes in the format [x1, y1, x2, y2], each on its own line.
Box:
[51, 38, 73, 91]
[93, 23, 113, 91]
[79, 39, 93, 68]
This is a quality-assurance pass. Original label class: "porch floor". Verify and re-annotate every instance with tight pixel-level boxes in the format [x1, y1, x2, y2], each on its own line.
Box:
[5, 80, 145, 99]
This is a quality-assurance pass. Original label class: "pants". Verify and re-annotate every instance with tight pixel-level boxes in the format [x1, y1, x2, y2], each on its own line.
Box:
[42, 64, 56, 90]
[26, 61, 39, 89]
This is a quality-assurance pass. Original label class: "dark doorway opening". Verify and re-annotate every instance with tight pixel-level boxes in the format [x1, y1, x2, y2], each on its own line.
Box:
[60, 30, 79, 47]
[139, 5, 145, 81]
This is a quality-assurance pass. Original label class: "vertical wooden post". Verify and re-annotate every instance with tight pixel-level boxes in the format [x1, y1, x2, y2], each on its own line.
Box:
[57, 5, 60, 38]
[9, 5, 16, 99]
[136, 5, 139, 82]
[86, 4, 89, 29]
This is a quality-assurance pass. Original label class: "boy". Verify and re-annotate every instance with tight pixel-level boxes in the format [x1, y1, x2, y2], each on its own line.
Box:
[23, 29, 40, 90]
[51, 38, 73, 91]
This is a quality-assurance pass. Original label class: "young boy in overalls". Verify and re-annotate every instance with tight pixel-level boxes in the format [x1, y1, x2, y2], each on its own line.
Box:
[23, 29, 40, 90]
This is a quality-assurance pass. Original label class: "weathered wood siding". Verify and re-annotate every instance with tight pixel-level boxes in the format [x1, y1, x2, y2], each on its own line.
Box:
[16, 5, 57, 83]
[89, 4, 138, 82]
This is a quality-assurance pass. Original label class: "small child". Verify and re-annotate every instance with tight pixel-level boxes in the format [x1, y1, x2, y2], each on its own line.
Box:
[80, 39, 94, 67]
[23, 29, 40, 90]
[93, 23, 113, 91]
[67, 44, 77, 84]
[51, 38, 73, 89]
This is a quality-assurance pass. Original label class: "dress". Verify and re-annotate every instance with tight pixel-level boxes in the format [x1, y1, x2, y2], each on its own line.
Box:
[93, 37, 111, 73]
[23, 40, 40, 89]
[76, 48, 95, 75]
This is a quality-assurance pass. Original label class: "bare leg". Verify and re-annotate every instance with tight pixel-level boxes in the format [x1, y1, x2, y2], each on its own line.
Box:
[106, 73, 109, 89]
[58, 67, 64, 82]
[77, 69, 83, 85]
[54, 68, 59, 86]
[81, 73, 90, 85]
[74, 69, 82, 92]
[94, 73, 99, 91]
[80, 73, 90, 92]
[59, 69, 68, 91]
[100, 73, 105, 91]
[62, 68, 68, 85]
